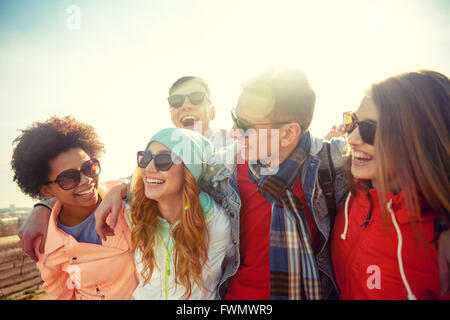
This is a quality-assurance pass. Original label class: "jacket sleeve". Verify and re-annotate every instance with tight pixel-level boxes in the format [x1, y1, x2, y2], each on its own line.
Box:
[34, 197, 57, 210]
[201, 204, 233, 299]
[330, 137, 350, 209]
[35, 241, 75, 300]
[330, 137, 350, 169]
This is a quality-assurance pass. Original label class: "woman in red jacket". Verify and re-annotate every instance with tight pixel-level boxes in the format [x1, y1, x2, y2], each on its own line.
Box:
[331, 70, 450, 300]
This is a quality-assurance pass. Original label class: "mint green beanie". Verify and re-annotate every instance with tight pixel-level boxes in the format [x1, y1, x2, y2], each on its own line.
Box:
[145, 128, 214, 183]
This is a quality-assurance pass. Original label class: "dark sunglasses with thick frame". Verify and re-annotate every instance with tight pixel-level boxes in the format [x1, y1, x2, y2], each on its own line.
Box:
[137, 151, 181, 171]
[343, 111, 377, 145]
[45, 158, 101, 190]
[231, 109, 291, 132]
[167, 91, 209, 109]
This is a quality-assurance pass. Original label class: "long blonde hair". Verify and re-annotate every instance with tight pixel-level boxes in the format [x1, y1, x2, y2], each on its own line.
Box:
[130, 165, 209, 299]
[370, 70, 450, 226]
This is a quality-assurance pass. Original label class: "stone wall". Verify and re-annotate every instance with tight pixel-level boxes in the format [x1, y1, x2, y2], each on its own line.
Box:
[0, 235, 45, 300]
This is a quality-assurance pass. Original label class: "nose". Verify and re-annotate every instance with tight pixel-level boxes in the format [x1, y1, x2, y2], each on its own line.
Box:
[79, 172, 94, 185]
[347, 126, 362, 146]
[180, 95, 194, 110]
[144, 158, 158, 173]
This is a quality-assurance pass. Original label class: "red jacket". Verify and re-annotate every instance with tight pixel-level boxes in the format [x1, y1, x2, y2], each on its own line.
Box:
[331, 188, 446, 300]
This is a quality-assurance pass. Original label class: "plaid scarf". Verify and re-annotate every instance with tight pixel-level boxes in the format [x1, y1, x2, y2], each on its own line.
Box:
[248, 132, 322, 300]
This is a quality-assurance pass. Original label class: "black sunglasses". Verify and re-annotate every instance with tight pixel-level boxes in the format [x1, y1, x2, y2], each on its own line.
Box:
[45, 158, 101, 190]
[137, 151, 179, 171]
[343, 111, 377, 145]
[167, 91, 209, 109]
[231, 109, 291, 132]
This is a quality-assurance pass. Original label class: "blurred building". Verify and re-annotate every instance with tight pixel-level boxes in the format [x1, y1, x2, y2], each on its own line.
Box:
[0, 205, 32, 237]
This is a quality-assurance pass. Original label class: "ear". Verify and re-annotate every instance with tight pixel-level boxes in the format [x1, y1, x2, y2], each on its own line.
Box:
[280, 123, 302, 148]
[209, 105, 216, 121]
[40, 185, 55, 199]
[170, 108, 177, 124]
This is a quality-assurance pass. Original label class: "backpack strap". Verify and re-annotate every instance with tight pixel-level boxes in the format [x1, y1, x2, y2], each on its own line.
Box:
[317, 142, 337, 219]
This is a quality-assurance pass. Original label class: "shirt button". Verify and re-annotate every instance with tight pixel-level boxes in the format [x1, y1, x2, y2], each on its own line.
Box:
[230, 212, 235, 218]
[233, 240, 237, 245]
[72, 257, 77, 261]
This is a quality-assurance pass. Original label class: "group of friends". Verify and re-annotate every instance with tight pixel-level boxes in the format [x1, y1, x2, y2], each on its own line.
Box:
[11, 69, 450, 300]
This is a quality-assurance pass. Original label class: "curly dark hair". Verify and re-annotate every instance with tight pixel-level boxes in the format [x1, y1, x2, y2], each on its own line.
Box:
[11, 116, 105, 199]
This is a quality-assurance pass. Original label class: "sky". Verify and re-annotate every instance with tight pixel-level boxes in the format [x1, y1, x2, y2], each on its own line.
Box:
[0, 0, 449, 208]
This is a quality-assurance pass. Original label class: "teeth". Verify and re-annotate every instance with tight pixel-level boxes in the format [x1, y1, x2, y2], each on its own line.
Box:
[352, 151, 372, 160]
[77, 187, 94, 195]
[182, 115, 197, 121]
[146, 178, 164, 185]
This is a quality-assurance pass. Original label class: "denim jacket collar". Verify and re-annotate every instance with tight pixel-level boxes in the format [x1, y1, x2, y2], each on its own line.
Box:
[205, 142, 238, 182]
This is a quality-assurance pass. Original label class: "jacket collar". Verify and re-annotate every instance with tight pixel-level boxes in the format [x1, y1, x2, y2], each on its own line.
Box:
[205, 142, 238, 182]
[205, 133, 331, 182]
[44, 200, 68, 254]
[44, 183, 110, 255]
[309, 133, 324, 157]
[249, 131, 312, 182]
[356, 188, 428, 224]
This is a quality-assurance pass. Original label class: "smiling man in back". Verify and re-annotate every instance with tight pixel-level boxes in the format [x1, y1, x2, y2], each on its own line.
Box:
[168, 76, 229, 149]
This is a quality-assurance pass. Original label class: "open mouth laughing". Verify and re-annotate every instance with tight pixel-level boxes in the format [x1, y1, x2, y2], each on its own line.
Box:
[145, 177, 165, 187]
[352, 150, 374, 166]
[74, 185, 97, 199]
[180, 115, 199, 127]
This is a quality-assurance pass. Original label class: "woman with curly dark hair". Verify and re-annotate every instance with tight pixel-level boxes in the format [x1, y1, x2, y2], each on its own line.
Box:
[11, 116, 138, 300]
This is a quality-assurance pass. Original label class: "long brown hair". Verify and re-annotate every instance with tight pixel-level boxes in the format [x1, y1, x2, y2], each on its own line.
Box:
[370, 70, 450, 226]
[130, 165, 209, 299]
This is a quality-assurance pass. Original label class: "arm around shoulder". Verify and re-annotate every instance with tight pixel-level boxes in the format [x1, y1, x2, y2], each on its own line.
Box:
[18, 200, 54, 262]
[33, 240, 75, 300]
